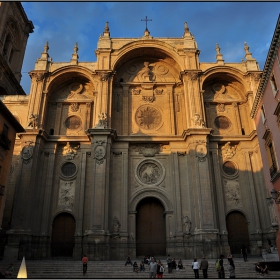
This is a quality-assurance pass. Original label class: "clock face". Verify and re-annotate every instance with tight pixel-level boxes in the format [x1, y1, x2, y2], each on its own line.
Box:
[135, 105, 162, 130]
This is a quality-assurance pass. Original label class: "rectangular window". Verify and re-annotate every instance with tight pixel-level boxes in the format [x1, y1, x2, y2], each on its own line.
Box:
[261, 104, 266, 124]
[3, 124, 9, 137]
[263, 129, 278, 179]
[270, 74, 278, 96]
[273, 101, 280, 130]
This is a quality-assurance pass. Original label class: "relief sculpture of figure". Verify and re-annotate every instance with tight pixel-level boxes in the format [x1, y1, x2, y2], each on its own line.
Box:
[137, 62, 154, 82]
[221, 142, 236, 159]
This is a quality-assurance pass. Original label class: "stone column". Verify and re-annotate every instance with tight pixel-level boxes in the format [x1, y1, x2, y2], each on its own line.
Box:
[87, 129, 116, 238]
[122, 85, 129, 135]
[182, 71, 203, 128]
[171, 153, 183, 236]
[244, 151, 261, 232]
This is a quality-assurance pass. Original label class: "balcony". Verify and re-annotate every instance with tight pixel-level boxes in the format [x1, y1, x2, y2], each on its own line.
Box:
[0, 131, 11, 150]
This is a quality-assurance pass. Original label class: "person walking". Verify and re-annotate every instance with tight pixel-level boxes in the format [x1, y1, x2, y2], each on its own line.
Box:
[156, 260, 164, 279]
[241, 244, 248, 262]
[227, 258, 235, 279]
[149, 258, 157, 279]
[218, 254, 225, 278]
[200, 256, 209, 278]
[192, 258, 200, 278]
[82, 254, 88, 276]
[166, 254, 172, 273]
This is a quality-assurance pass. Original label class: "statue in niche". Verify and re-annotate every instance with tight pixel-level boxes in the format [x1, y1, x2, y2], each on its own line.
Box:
[27, 113, 38, 129]
[222, 142, 236, 159]
[192, 113, 206, 128]
[182, 216, 192, 234]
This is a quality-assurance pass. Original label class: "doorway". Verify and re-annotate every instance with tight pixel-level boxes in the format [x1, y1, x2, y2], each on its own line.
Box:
[136, 197, 166, 256]
[51, 212, 76, 257]
[226, 211, 250, 254]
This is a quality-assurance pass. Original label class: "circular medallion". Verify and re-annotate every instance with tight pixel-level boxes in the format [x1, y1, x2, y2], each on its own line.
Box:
[222, 161, 238, 176]
[61, 162, 77, 177]
[135, 105, 162, 130]
[65, 115, 82, 130]
[135, 159, 165, 186]
[214, 116, 231, 130]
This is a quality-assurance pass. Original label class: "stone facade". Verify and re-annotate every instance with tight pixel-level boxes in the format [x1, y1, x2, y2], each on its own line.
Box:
[1, 21, 277, 261]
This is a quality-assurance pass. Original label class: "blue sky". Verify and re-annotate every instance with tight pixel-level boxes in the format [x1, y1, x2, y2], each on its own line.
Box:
[20, 1, 280, 94]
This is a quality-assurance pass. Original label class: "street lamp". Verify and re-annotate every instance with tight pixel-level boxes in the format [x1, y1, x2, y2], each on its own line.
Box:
[270, 189, 280, 204]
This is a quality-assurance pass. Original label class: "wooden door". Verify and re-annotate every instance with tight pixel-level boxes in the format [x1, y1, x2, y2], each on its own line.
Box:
[226, 211, 250, 254]
[51, 213, 76, 257]
[136, 197, 166, 256]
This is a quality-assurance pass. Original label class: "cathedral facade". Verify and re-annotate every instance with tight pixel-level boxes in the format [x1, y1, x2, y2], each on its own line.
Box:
[1, 22, 278, 260]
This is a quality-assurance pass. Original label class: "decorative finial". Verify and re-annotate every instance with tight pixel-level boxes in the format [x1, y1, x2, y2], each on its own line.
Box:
[74, 42, 78, 54]
[104, 21, 109, 33]
[184, 22, 189, 32]
[215, 43, 224, 65]
[215, 43, 221, 54]
[244, 42, 249, 54]
[44, 41, 49, 53]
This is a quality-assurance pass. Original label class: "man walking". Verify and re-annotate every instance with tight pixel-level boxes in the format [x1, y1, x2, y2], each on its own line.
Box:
[166, 254, 172, 273]
[82, 254, 88, 276]
[149, 258, 157, 279]
[217, 254, 225, 279]
[200, 256, 209, 278]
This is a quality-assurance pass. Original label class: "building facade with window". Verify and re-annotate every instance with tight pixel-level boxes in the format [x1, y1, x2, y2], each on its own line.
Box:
[251, 15, 280, 258]
[1, 20, 277, 261]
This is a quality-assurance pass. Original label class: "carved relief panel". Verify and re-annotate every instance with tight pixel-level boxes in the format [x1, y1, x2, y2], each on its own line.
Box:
[58, 180, 76, 209]
[46, 79, 95, 135]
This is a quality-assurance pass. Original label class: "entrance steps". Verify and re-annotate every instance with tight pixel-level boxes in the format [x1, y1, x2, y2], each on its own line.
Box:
[0, 257, 280, 278]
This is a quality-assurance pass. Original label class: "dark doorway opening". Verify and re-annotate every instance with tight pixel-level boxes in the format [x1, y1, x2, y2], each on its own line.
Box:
[51, 212, 76, 257]
[136, 197, 166, 256]
[226, 211, 250, 254]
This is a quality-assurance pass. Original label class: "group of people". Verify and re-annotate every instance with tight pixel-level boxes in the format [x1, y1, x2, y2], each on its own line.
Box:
[0, 263, 14, 278]
[82, 250, 270, 278]
[255, 262, 268, 275]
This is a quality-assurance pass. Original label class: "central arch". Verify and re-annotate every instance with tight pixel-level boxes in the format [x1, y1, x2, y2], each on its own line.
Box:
[51, 212, 76, 257]
[136, 197, 166, 256]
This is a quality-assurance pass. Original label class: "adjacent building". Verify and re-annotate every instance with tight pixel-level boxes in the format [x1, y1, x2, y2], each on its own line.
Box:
[0, 1, 33, 246]
[1, 16, 277, 261]
[251, 15, 280, 259]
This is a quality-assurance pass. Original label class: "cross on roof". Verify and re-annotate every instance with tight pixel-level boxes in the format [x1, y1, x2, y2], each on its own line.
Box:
[141, 16, 152, 30]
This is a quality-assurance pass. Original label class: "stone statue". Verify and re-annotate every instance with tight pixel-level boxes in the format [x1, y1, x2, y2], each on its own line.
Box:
[27, 113, 38, 129]
[192, 113, 206, 128]
[95, 112, 107, 128]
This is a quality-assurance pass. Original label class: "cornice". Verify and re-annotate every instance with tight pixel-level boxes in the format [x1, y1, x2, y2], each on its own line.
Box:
[251, 15, 280, 118]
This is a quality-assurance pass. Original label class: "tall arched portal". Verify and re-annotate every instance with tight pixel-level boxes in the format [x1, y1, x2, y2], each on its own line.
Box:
[226, 211, 250, 254]
[136, 197, 166, 256]
[51, 213, 76, 257]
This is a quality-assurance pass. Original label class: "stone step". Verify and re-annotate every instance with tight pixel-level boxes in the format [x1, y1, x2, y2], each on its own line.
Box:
[0, 258, 279, 278]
